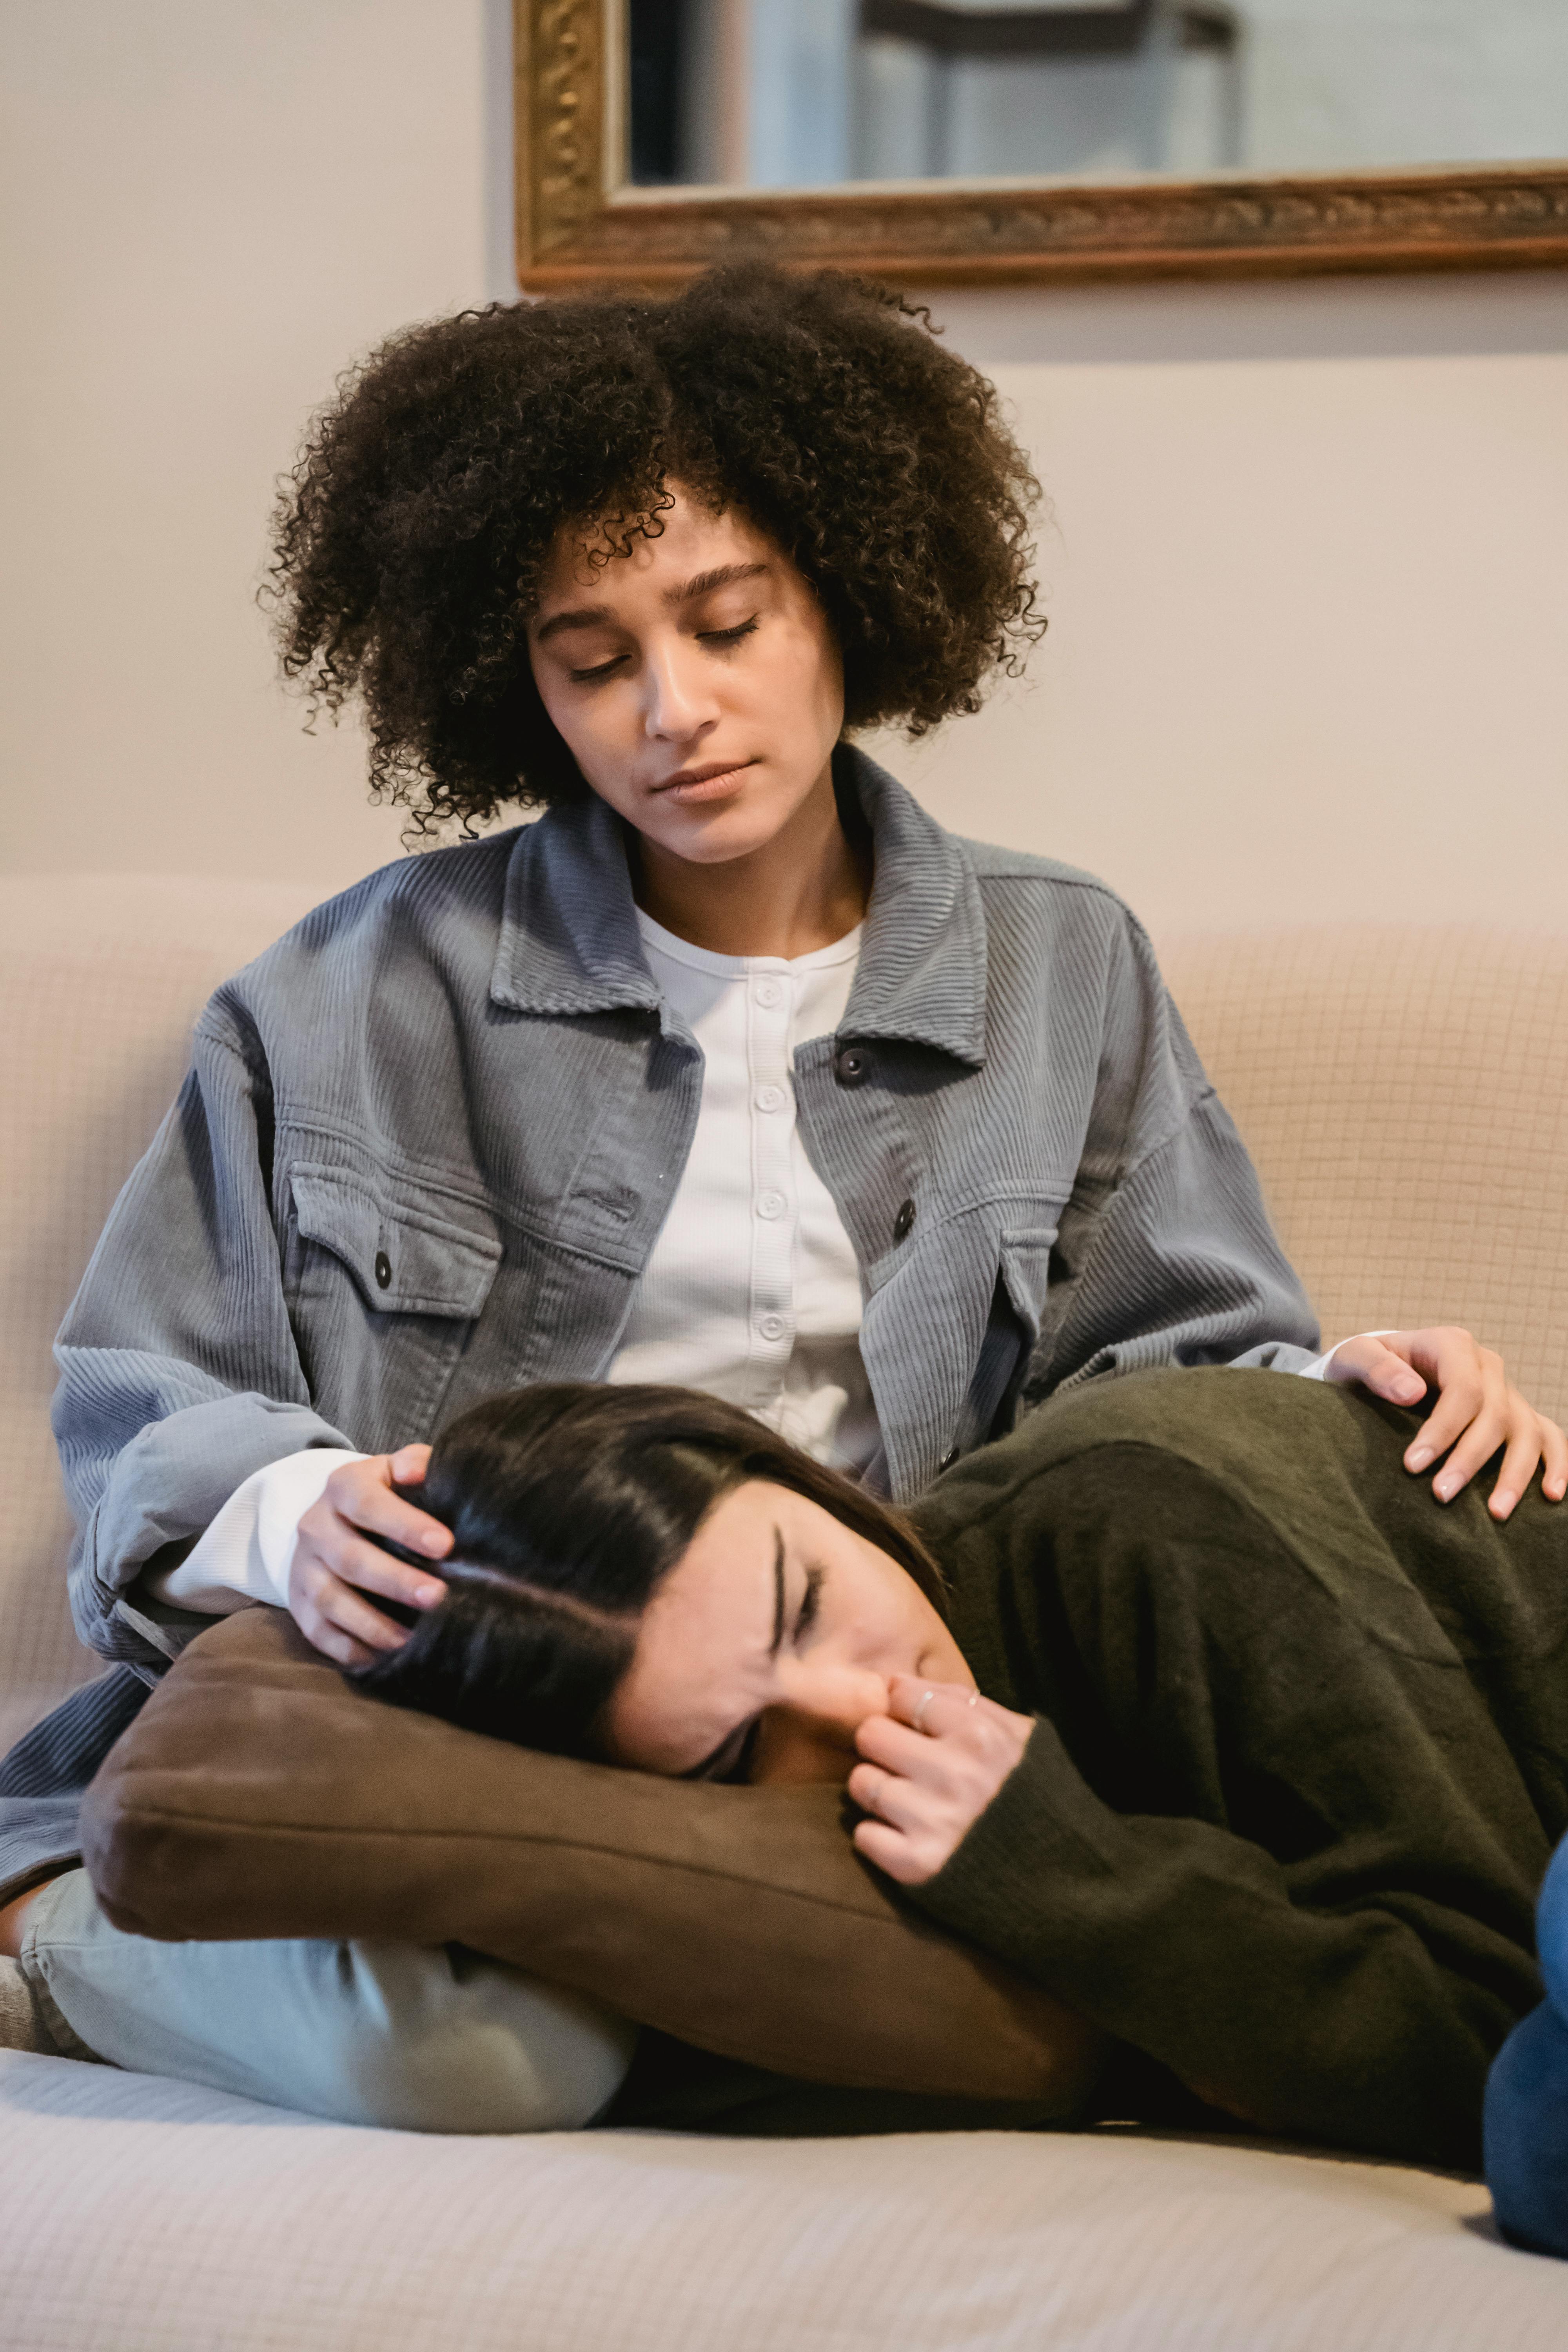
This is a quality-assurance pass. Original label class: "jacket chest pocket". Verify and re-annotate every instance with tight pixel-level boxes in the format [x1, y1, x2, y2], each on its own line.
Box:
[283, 1163, 503, 1449]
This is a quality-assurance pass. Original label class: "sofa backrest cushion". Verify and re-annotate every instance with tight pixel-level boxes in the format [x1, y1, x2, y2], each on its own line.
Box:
[0, 875, 323, 1748]
[1160, 924, 1568, 1433]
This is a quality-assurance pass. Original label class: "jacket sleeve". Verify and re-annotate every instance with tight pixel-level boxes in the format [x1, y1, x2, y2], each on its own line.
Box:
[1025, 913, 1319, 1399]
[52, 1009, 352, 1671]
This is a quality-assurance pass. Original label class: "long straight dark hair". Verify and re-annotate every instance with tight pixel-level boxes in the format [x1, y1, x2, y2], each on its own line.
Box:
[348, 1383, 945, 1764]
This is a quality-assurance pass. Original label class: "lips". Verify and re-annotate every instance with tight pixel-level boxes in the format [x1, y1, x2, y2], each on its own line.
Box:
[650, 759, 758, 803]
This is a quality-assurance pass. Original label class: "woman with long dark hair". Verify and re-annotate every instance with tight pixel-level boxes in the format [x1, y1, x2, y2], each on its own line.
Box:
[258, 1378, 1568, 2168]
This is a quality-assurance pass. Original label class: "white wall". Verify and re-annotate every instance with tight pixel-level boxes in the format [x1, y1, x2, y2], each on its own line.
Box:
[3, 0, 1566, 936]
[1, 0, 512, 894]
[869, 270, 1568, 931]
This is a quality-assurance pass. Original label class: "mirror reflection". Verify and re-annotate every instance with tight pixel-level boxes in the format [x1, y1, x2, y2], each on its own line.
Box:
[627, 0, 1568, 191]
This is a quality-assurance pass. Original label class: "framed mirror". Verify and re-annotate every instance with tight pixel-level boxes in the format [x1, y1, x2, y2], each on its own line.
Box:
[515, 1, 1568, 287]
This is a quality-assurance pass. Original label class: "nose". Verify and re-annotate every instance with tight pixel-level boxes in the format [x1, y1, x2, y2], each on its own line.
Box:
[642, 639, 720, 744]
[777, 1657, 890, 1736]
[751, 1662, 891, 1786]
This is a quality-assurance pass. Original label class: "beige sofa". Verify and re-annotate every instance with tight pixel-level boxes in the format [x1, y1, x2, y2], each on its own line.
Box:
[2, 871, 1566, 2348]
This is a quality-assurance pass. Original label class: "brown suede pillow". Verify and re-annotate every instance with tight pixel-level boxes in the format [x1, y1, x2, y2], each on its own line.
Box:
[80, 1607, 1103, 2108]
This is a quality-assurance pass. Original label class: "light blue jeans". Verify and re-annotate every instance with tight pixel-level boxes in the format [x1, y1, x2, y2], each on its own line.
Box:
[20, 1867, 636, 2133]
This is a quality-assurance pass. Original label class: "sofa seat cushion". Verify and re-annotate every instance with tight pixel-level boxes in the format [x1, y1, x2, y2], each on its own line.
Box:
[2, 2051, 1563, 2352]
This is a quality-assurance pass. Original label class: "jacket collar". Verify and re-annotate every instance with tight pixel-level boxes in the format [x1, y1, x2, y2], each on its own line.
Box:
[837, 749, 988, 1067]
[490, 746, 988, 1067]
[491, 790, 664, 1024]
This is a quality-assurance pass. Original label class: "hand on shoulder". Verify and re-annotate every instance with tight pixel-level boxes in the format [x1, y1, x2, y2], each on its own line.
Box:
[1326, 1327, 1568, 1521]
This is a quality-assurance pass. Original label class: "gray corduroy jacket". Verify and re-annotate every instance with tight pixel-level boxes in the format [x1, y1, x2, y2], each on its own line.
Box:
[1, 751, 1317, 1893]
[57, 749, 1320, 1670]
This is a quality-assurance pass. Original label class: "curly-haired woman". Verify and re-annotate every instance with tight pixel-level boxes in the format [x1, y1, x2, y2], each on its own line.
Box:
[1, 266, 1561, 2127]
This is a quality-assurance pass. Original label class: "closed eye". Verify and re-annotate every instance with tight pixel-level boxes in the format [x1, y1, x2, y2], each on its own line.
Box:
[795, 1566, 823, 1645]
[568, 617, 754, 682]
[683, 1716, 761, 1785]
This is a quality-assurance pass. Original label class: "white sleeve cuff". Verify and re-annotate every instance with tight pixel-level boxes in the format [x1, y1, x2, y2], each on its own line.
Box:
[1295, 1330, 1400, 1383]
[146, 1448, 370, 1614]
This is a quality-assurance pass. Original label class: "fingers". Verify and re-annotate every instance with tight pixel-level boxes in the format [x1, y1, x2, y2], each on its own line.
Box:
[851, 1816, 927, 1886]
[288, 1560, 411, 1666]
[299, 1453, 453, 1613]
[846, 1757, 924, 1832]
[847, 1685, 1034, 1888]
[1486, 1412, 1546, 1522]
[1376, 1329, 1566, 1515]
[323, 1453, 451, 1561]
[298, 1508, 450, 1614]
[847, 1759, 953, 1887]
[290, 1448, 453, 1664]
[886, 1674, 982, 1730]
[1543, 1419, 1568, 1505]
[855, 1710, 940, 1777]
[1327, 1334, 1426, 1407]
[884, 1675, 1035, 1751]
[1426, 1392, 1511, 1505]
[1401, 1332, 1495, 1477]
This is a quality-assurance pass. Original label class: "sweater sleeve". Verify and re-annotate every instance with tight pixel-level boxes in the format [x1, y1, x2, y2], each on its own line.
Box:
[1023, 915, 1321, 1400]
[908, 1436, 1548, 2171]
[909, 1716, 1516, 2170]
[52, 1010, 354, 1671]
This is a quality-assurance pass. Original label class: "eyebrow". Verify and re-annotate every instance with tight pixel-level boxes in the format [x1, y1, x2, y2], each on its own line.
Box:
[532, 561, 769, 647]
[768, 1525, 786, 1659]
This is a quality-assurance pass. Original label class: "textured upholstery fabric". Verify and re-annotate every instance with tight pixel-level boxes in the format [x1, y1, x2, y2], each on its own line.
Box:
[0, 876, 322, 1753]
[1160, 924, 1568, 1431]
[2, 2053, 1565, 2350]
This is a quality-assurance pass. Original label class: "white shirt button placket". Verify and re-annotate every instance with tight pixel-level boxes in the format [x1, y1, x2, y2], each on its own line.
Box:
[748, 971, 796, 1406]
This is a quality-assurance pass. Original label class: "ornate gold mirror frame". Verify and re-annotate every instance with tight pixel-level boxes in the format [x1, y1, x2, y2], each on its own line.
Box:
[515, 0, 1568, 290]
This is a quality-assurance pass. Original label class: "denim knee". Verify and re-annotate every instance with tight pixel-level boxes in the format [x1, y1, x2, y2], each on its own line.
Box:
[1485, 1998, 1568, 2258]
[1537, 1837, 1568, 2016]
[317, 1941, 637, 2135]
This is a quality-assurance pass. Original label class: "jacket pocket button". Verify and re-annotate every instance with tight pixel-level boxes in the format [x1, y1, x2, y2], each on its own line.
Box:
[374, 1250, 392, 1290]
[834, 1045, 870, 1088]
[893, 1198, 916, 1244]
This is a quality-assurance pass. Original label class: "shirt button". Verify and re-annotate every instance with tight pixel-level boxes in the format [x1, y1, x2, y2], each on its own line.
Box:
[893, 1198, 916, 1244]
[940, 1446, 961, 1473]
[755, 1084, 784, 1113]
[757, 1190, 787, 1221]
[373, 1250, 392, 1290]
[753, 979, 784, 1010]
[834, 1045, 870, 1088]
[757, 1313, 787, 1342]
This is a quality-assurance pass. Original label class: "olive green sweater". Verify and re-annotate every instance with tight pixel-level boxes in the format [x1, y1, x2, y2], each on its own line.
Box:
[906, 1368, 1568, 2171]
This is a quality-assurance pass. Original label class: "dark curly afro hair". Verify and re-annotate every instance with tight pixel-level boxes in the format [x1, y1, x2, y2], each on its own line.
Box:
[268, 264, 1044, 835]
